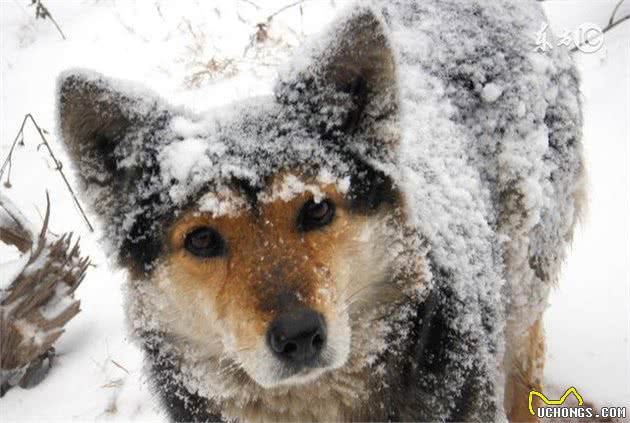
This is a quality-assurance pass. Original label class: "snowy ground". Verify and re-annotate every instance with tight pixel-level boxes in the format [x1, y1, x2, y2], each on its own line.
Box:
[1, 1, 628, 421]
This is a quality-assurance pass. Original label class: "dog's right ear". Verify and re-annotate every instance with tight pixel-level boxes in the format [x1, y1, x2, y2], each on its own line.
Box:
[276, 8, 399, 164]
[57, 71, 168, 187]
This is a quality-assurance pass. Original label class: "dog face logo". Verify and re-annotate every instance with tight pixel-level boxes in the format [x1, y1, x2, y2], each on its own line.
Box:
[57, 11, 420, 388]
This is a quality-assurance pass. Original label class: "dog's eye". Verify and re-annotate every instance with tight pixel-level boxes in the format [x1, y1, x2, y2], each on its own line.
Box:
[298, 199, 335, 231]
[184, 227, 226, 258]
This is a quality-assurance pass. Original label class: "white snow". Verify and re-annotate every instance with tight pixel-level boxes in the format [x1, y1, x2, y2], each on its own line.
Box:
[543, 1, 630, 409]
[40, 284, 75, 320]
[258, 173, 325, 204]
[0, 250, 30, 291]
[481, 83, 503, 103]
[0, 192, 33, 289]
[0, 0, 628, 421]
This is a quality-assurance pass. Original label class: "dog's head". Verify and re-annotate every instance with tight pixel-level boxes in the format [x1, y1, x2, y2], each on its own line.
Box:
[58, 9, 425, 389]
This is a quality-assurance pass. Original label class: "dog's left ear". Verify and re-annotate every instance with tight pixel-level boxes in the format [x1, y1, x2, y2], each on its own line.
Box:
[57, 71, 173, 270]
[277, 8, 399, 161]
[57, 71, 169, 188]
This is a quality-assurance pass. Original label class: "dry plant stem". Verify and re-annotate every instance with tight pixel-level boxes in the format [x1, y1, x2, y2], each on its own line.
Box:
[0, 194, 90, 395]
[32, 0, 66, 40]
[44, 9, 66, 40]
[570, 14, 630, 53]
[244, 0, 311, 56]
[571, 0, 629, 53]
[239, 0, 261, 10]
[609, 0, 625, 26]
[267, 0, 310, 22]
[0, 114, 94, 232]
[0, 198, 32, 252]
[537, 0, 629, 54]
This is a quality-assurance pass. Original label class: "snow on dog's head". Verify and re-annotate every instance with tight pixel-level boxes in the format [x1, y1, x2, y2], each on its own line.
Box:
[56, 9, 427, 389]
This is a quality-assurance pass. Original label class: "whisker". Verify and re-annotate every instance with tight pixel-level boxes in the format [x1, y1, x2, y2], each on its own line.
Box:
[339, 279, 392, 315]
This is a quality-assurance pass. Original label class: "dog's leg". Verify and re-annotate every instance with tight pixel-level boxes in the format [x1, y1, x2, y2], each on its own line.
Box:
[505, 318, 545, 422]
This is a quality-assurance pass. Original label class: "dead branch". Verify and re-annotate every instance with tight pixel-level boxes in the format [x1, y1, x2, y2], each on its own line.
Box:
[267, 0, 310, 22]
[0, 193, 90, 395]
[609, 0, 625, 26]
[239, 0, 261, 10]
[0, 114, 94, 232]
[571, 1, 629, 53]
[110, 359, 130, 375]
[30, 0, 66, 40]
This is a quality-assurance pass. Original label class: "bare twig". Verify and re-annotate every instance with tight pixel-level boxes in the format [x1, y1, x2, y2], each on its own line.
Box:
[267, 0, 310, 22]
[239, 0, 261, 10]
[154, 1, 164, 20]
[243, 0, 310, 56]
[101, 379, 124, 389]
[30, 0, 66, 40]
[31, 192, 51, 260]
[609, 0, 625, 26]
[0, 114, 94, 232]
[570, 12, 630, 52]
[110, 359, 130, 375]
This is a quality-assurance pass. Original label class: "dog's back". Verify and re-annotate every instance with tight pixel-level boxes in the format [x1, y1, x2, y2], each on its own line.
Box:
[380, 0, 584, 316]
[378, 1, 584, 419]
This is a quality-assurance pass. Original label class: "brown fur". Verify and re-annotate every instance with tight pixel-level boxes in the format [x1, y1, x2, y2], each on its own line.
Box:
[164, 180, 361, 356]
[505, 319, 546, 422]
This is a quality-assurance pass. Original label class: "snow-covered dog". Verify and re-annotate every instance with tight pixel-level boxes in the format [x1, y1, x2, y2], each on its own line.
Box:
[57, 1, 584, 421]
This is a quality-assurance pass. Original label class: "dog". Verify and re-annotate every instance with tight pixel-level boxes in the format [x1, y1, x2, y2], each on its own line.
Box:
[57, 1, 585, 421]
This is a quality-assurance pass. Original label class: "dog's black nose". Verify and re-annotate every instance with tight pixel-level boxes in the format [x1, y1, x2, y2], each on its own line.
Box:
[267, 308, 326, 365]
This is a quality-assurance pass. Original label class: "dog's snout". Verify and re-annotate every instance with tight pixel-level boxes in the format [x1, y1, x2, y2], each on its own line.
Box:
[267, 308, 326, 365]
